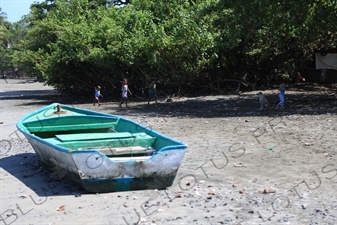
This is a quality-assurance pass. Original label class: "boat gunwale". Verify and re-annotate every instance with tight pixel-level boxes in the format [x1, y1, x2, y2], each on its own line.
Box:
[17, 103, 187, 157]
[22, 114, 118, 125]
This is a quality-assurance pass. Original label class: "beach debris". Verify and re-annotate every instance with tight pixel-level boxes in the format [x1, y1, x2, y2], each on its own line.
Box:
[73, 192, 81, 197]
[233, 163, 244, 167]
[0, 122, 3, 124]
[208, 190, 216, 195]
[259, 189, 276, 194]
[56, 205, 65, 211]
[239, 190, 248, 194]
[139, 217, 147, 223]
[157, 208, 164, 212]
[175, 192, 183, 198]
[304, 143, 314, 146]
[18, 195, 27, 199]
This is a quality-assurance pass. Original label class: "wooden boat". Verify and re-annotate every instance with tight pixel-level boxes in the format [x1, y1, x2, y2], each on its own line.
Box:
[17, 103, 187, 193]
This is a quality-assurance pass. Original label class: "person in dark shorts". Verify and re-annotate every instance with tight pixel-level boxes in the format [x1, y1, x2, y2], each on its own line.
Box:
[148, 79, 157, 104]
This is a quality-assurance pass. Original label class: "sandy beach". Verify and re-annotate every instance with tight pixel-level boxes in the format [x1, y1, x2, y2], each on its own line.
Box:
[1, 78, 337, 225]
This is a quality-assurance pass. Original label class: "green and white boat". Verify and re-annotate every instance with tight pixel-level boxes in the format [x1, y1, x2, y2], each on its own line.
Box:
[17, 103, 187, 193]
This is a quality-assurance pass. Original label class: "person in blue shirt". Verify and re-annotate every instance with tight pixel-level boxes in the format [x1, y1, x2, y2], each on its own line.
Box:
[93, 86, 103, 106]
[277, 83, 285, 108]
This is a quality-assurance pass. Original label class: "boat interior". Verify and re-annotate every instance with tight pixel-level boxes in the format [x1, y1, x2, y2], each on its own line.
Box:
[23, 116, 159, 161]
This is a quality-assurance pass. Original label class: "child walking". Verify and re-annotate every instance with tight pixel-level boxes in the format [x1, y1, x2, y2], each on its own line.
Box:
[93, 86, 103, 106]
[277, 83, 285, 108]
[148, 79, 158, 104]
[119, 78, 132, 107]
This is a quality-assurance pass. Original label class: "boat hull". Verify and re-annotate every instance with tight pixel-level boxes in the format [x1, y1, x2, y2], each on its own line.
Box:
[17, 103, 187, 193]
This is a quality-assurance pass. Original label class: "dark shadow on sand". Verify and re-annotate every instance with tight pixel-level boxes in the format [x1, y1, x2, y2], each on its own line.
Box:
[0, 153, 88, 197]
[107, 91, 337, 118]
[3, 81, 337, 118]
[0, 88, 60, 107]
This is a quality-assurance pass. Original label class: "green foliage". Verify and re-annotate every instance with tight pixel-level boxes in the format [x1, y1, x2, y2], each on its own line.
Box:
[3, 0, 337, 96]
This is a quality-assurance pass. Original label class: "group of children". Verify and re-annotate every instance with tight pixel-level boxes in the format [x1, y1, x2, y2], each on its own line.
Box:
[94, 80, 287, 109]
[93, 78, 157, 107]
